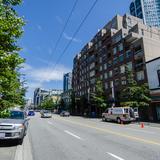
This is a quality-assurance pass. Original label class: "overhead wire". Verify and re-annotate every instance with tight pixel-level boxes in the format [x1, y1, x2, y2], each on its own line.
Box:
[49, 0, 99, 75]
[45, 0, 79, 69]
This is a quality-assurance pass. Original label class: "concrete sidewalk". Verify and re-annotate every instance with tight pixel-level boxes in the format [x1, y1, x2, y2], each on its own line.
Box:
[14, 134, 33, 160]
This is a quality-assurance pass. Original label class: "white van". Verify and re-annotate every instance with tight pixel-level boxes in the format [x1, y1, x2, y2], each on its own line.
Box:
[102, 107, 136, 123]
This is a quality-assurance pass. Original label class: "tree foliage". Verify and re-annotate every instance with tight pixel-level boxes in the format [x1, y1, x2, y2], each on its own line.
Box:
[40, 97, 55, 110]
[91, 79, 107, 108]
[120, 70, 151, 108]
[0, 0, 26, 111]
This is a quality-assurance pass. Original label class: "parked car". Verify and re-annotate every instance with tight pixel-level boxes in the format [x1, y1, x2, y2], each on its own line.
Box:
[60, 111, 70, 117]
[133, 107, 139, 120]
[41, 110, 52, 118]
[0, 108, 29, 144]
[102, 107, 136, 124]
[28, 110, 35, 116]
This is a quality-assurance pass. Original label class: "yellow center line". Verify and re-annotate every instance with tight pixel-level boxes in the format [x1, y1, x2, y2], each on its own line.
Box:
[54, 117, 160, 146]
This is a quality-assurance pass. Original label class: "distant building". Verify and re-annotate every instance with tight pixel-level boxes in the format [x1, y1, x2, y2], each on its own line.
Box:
[63, 73, 72, 92]
[130, 0, 160, 28]
[33, 88, 63, 108]
[61, 73, 72, 110]
[72, 14, 160, 119]
[146, 57, 160, 121]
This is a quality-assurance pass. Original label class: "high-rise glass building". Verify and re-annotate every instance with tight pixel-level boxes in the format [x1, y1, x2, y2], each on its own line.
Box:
[130, 0, 160, 27]
[63, 73, 72, 92]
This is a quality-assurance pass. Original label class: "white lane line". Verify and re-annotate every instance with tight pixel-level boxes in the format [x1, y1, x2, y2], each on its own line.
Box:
[64, 130, 82, 140]
[48, 121, 53, 125]
[126, 128, 155, 134]
[107, 152, 125, 160]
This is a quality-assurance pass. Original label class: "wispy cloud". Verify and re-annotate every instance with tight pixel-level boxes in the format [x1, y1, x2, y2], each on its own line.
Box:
[55, 16, 63, 24]
[63, 33, 81, 43]
[23, 63, 71, 83]
[37, 24, 42, 31]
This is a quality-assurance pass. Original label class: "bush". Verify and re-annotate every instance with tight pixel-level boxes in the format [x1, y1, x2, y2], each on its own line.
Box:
[0, 110, 11, 118]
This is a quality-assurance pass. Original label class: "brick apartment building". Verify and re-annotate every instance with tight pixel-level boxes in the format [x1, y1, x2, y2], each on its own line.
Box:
[72, 14, 160, 119]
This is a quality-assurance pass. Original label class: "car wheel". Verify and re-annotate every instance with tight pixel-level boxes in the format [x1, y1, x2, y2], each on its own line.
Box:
[18, 138, 23, 145]
[102, 116, 106, 121]
[117, 118, 121, 124]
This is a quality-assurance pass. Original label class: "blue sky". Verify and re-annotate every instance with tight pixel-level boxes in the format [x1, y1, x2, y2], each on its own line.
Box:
[17, 0, 131, 99]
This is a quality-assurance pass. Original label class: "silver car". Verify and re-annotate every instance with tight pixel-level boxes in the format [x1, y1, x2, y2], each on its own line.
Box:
[0, 109, 29, 144]
[41, 110, 52, 118]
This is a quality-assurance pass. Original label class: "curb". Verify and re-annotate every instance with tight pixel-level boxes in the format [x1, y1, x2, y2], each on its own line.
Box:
[14, 134, 33, 160]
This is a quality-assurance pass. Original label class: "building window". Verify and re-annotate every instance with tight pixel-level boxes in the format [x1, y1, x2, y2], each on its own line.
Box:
[108, 60, 112, 67]
[113, 47, 117, 55]
[113, 57, 118, 65]
[105, 82, 108, 89]
[126, 50, 132, 58]
[119, 54, 124, 62]
[100, 75, 103, 80]
[109, 70, 113, 77]
[90, 70, 95, 77]
[126, 62, 132, 71]
[104, 63, 107, 70]
[120, 65, 125, 73]
[114, 67, 119, 76]
[115, 79, 119, 86]
[90, 62, 95, 70]
[118, 43, 123, 51]
[99, 57, 102, 63]
[99, 66, 103, 71]
[136, 71, 144, 81]
[104, 73, 108, 79]
[121, 76, 126, 85]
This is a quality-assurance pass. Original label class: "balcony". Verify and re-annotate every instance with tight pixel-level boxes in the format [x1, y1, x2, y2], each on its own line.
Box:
[134, 50, 143, 60]
[125, 32, 140, 43]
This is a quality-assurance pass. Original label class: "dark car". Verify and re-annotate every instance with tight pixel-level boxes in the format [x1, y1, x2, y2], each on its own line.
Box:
[28, 110, 35, 116]
[0, 109, 29, 144]
[60, 111, 70, 117]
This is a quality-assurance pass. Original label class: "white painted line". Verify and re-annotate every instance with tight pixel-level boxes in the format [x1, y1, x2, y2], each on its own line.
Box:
[64, 130, 82, 140]
[48, 121, 53, 125]
[126, 128, 155, 134]
[107, 152, 125, 160]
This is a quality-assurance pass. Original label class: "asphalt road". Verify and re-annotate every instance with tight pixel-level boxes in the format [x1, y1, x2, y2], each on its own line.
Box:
[1, 113, 160, 160]
[28, 113, 160, 160]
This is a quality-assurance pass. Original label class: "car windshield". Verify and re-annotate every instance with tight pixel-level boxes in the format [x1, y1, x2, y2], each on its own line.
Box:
[44, 111, 50, 113]
[10, 111, 24, 119]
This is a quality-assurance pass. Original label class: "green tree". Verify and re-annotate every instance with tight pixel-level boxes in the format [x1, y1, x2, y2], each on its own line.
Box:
[0, 0, 25, 112]
[120, 70, 151, 108]
[91, 79, 107, 109]
[40, 97, 55, 110]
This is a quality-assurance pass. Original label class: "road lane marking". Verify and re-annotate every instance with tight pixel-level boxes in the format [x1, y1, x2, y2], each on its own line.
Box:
[107, 152, 125, 160]
[48, 121, 53, 125]
[64, 130, 82, 140]
[54, 117, 160, 146]
[125, 128, 155, 134]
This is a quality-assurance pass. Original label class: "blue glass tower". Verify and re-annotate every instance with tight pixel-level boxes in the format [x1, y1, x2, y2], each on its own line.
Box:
[130, 0, 160, 28]
[63, 73, 72, 92]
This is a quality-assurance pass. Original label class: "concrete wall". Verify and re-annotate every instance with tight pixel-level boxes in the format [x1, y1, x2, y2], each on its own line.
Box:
[146, 58, 160, 89]
[143, 37, 160, 61]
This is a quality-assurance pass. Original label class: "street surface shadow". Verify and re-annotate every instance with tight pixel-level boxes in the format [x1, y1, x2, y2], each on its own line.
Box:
[0, 140, 18, 147]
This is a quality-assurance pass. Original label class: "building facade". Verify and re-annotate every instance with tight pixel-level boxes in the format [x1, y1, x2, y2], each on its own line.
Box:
[62, 73, 72, 110]
[63, 73, 72, 92]
[146, 57, 160, 121]
[33, 88, 63, 108]
[130, 0, 160, 28]
[72, 14, 160, 119]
